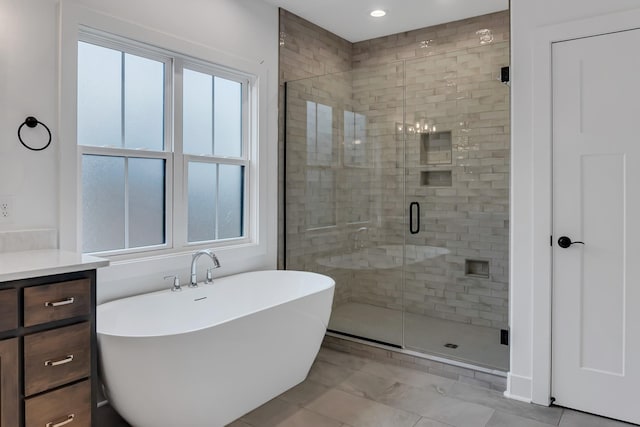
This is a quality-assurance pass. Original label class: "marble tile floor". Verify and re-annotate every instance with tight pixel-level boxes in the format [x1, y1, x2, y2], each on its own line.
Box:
[329, 302, 509, 371]
[97, 347, 635, 427]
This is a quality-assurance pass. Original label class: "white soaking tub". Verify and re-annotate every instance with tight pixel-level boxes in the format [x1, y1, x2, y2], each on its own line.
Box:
[97, 270, 335, 427]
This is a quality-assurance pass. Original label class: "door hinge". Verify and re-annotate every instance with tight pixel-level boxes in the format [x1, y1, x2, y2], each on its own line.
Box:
[500, 329, 509, 346]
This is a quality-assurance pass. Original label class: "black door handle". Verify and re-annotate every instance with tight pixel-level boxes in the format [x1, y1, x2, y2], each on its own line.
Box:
[409, 202, 420, 234]
[558, 236, 585, 248]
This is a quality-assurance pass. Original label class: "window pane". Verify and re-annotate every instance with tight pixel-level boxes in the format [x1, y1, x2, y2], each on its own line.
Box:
[306, 101, 317, 165]
[344, 111, 368, 166]
[306, 168, 335, 228]
[183, 69, 213, 155]
[77, 42, 122, 147]
[124, 54, 164, 150]
[316, 103, 333, 165]
[82, 155, 125, 252]
[214, 77, 242, 157]
[188, 162, 216, 242]
[218, 164, 243, 239]
[306, 102, 333, 166]
[129, 158, 165, 247]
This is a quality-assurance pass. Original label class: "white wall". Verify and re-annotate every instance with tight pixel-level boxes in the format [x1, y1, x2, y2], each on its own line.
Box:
[509, 0, 640, 403]
[0, 0, 279, 302]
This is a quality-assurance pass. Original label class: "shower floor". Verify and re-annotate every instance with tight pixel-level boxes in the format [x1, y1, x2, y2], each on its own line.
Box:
[329, 302, 509, 371]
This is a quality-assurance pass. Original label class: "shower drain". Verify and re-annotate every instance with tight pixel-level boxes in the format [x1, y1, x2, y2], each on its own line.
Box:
[444, 343, 459, 349]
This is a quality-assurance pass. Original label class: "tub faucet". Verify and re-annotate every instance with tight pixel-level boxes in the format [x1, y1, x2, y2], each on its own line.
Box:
[164, 275, 181, 292]
[190, 249, 221, 287]
[353, 227, 368, 250]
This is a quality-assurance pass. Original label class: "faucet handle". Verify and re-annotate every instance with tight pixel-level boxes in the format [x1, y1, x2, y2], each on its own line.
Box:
[164, 275, 181, 292]
[205, 267, 214, 284]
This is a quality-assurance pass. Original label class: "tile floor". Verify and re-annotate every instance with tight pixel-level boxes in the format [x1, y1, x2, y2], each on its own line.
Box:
[329, 302, 510, 370]
[97, 346, 635, 427]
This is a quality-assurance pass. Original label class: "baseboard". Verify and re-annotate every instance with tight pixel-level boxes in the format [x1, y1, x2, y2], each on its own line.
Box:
[505, 372, 532, 403]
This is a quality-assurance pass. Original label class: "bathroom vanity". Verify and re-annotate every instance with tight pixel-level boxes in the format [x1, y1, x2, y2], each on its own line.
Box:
[0, 250, 108, 427]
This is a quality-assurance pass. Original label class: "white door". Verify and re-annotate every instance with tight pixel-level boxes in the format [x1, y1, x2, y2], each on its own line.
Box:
[552, 28, 640, 424]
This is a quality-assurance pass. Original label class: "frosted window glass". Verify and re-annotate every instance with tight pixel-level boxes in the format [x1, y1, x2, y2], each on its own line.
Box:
[214, 77, 242, 157]
[344, 111, 355, 145]
[306, 101, 317, 165]
[82, 155, 125, 252]
[77, 42, 122, 147]
[306, 168, 335, 228]
[183, 69, 213, 155]
[316, 104, 333, 165]
[124, 54, 164, 150]
[129, 158, 165, 247]
[306, 102, 333, 166]
[218, 165, 243, 239]
[344, 111, 368, 166]
[188, 162, 216, 242]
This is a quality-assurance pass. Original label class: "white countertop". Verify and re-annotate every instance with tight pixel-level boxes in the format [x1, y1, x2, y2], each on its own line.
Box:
[0, 249, 109, 282]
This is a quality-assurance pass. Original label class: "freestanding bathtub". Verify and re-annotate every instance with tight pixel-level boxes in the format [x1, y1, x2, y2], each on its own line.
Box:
[97, 270, 335, 427]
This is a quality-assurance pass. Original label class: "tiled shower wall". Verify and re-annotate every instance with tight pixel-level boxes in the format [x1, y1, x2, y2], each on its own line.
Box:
[280, 11, 510, 330]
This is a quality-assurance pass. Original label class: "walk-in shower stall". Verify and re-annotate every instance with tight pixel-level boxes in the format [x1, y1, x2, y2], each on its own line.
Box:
[285, 41, 510, 371]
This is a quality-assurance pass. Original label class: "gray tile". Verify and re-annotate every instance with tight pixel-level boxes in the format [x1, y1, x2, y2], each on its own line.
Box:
[227, 420, 254, 427]
[447, 382, 563, 425]
[336, 370, 397, 400]
[413, 418, 456, 427]
[418, 397, 495, 427]
[485, 411, 557, 427]
[559, 409, 636, 427]
[360, 360, 455, 393]
[240, 398, 300, 426]
[377, 382, 494, 427]
[279, 379, 332, 406]
[305, 388, 421, 427]
[307, 360, 358, 388]
[268, 408, 345, 427]
[376, 382, 447, 414]
[316, 348, 370, 370]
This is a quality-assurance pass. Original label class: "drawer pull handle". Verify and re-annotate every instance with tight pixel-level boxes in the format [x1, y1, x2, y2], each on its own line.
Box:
[44, 297, 75, 307]
[44, 355, 74, 367]
[46, 414, 75, 427]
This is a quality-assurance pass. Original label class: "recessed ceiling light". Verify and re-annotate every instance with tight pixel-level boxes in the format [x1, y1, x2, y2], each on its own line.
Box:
[370, 9, 386, 18]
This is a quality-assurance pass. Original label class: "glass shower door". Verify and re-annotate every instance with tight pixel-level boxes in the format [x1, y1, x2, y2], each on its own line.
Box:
[285, 63, 406, 347]
[401, 46, 510, 370]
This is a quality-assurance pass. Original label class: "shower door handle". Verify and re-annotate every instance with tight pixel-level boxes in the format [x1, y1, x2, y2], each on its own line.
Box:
[409, 202, 420, 234]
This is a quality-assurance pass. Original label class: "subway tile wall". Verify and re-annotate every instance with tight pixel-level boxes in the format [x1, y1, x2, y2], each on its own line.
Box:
[280, 10, 509, 329]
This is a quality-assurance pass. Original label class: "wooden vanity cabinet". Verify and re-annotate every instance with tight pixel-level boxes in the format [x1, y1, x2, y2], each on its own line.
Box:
[0, 337, 19, 427]
[0, 270, 97, 427]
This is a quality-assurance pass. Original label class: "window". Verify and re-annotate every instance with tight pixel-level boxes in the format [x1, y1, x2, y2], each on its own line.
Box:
[77, 33, 249, 255]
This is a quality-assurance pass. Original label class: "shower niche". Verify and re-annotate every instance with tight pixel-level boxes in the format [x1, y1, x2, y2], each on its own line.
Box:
[420, 131, 452, 165]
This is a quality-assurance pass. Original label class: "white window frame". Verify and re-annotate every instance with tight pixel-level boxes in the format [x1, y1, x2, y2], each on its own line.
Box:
[77, 30, 253, 257]
[78, 32, 175, 256]
[59, 4, 273, 267]
[176, 58, 251, 249]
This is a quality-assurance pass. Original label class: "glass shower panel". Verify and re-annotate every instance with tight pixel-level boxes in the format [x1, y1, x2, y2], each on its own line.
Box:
[403, 42, 510, 370]
[285, 62, 406, 347]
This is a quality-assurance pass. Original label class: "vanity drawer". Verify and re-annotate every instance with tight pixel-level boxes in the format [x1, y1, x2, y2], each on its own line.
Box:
[25, 380, 91, 427]
[24, 322, 91, 396]
[24, 279, 91, 327]
[0, 288, 18, 332]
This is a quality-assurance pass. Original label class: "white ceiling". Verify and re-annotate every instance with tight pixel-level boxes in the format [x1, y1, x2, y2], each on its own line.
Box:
[262, 0, 509, 43]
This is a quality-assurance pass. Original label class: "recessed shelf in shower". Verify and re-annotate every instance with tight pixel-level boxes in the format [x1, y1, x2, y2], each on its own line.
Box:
[421, 170, 452, 187]
[465, 259, 490, 278]
[420, 131, 452, 165]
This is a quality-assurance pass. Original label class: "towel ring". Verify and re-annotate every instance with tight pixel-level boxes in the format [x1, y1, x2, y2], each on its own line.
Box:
[18, 116, 52, 151]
